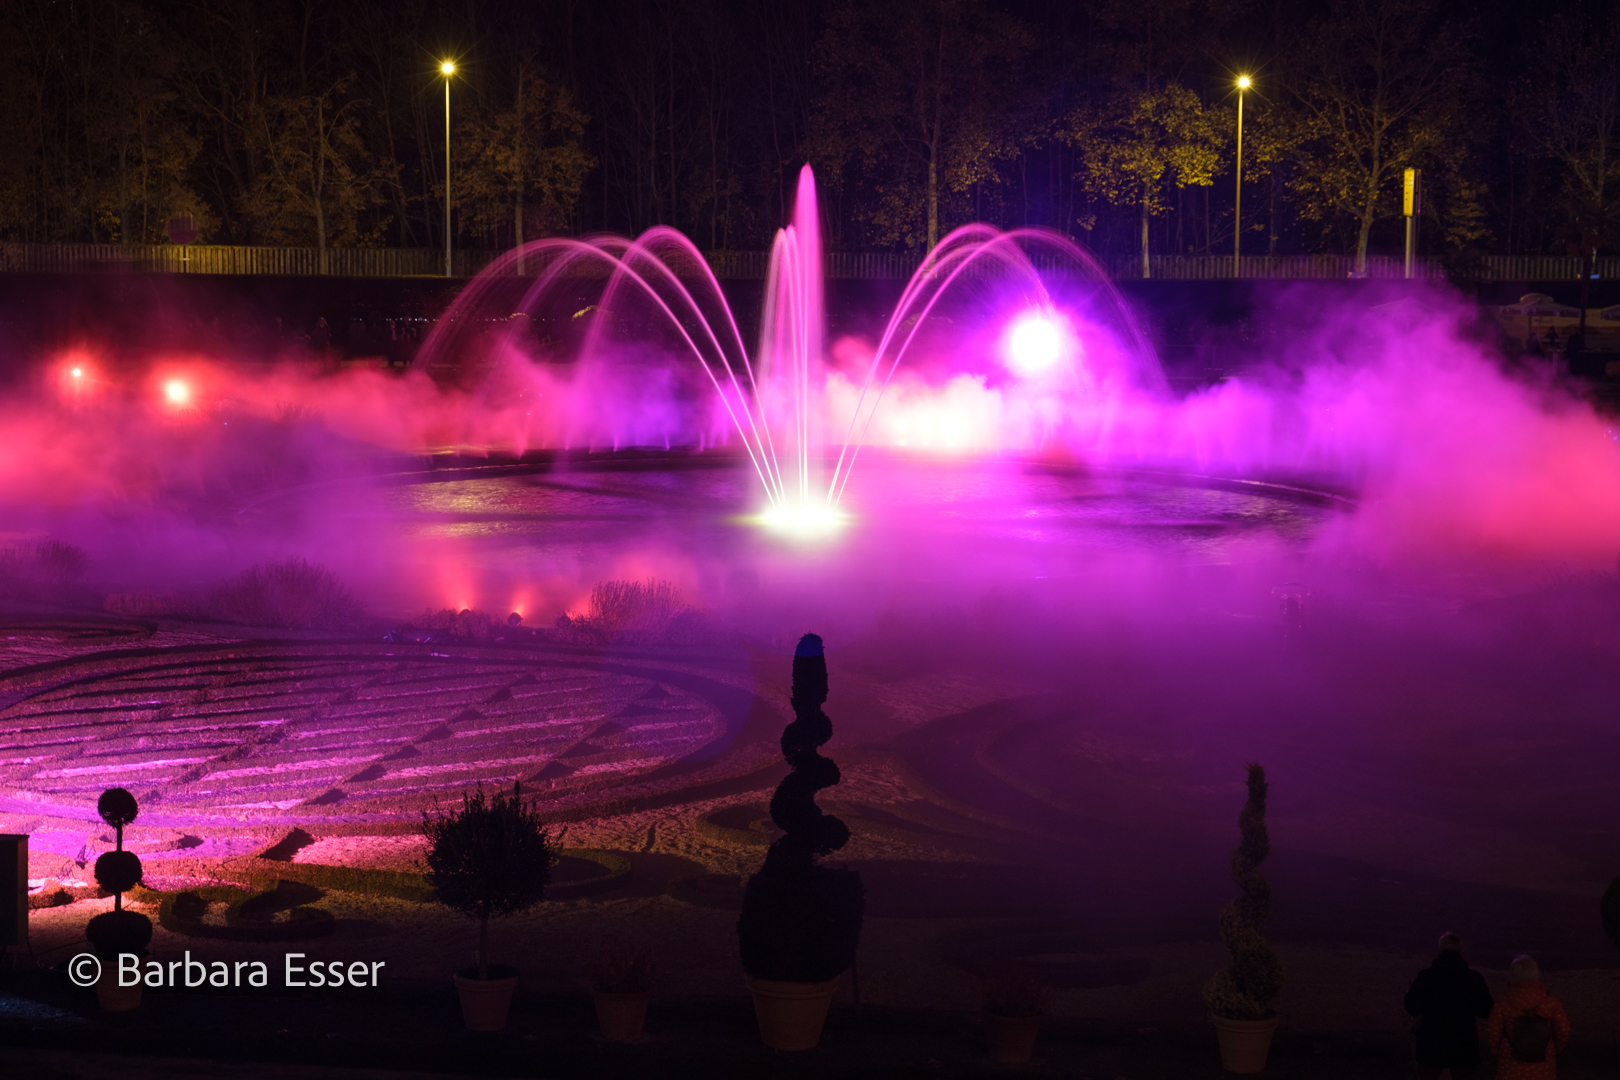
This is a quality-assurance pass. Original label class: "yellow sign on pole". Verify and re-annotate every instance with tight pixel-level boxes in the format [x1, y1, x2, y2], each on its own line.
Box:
[1403, 169, 1421, 217]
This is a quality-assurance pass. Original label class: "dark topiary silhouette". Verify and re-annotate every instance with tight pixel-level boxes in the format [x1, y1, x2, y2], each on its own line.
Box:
[421, 782, 555, 980]
[737, 634, 864, 982]
[86, 788, 153, 963]
[1203, 763, 1283, 1020]
[1602, 877, 1620, 950]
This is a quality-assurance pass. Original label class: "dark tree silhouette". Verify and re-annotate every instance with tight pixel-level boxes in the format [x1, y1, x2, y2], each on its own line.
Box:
[737, 633, 864, 982]
[1203, 763, 1283, 1020]
[421, 783, 554, 980]
[86, 788, 152, 963]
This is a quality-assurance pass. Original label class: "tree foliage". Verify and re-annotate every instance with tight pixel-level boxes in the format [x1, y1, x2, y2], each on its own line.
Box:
[1281, 0, 1480, 270]
[422, 784, 554, 979]
[452, 65, 593, 245]
[239, 78, 390, 257]
[809, 0, 1034, 250]
[1513, 7, 1620, 323]
[1066, 83, 1230, 262]
[0, 0, 1610, 266]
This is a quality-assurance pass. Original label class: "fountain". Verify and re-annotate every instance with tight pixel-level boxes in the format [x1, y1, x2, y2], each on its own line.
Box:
[415, 164, 1163, 535]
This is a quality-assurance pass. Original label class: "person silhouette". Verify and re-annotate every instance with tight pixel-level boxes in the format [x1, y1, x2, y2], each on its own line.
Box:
[1405, 932, 1493, 1080]
[1485, 955, 1570, 1080]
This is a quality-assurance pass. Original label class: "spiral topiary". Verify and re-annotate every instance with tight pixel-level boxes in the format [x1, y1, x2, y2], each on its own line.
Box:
[736, 634, 864, 982]
[86, 787, 153, 963]
[1203, 762, 1283, 1021]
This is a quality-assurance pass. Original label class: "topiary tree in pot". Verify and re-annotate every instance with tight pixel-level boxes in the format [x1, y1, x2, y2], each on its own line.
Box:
[736, 633, 864, 1050]
[421, 782, 554, 1031]
[1204, 763, 1284, 1073]
[84, 788, 152, 1011]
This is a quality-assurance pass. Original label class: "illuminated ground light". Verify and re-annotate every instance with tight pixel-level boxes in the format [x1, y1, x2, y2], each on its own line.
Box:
[1004, 312, 1066, 378]
[164, 379, 191, 405]
[752, 502, 847, 539]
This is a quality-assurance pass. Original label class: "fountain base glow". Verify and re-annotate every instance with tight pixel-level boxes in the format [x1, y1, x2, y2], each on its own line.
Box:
[750, 501, 848, 540]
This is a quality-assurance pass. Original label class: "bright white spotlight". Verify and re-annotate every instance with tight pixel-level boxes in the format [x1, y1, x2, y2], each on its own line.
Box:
[164, 380, 190, 405]
[754, 503, 846, 540]
[1005, 313, 1064, 378]
[71, 367, 82, 378]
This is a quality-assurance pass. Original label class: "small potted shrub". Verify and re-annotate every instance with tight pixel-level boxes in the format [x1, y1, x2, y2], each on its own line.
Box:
[421, 782, 555, 1031]
[736, 633, 864, 1051]
[981, 963, 1045, 1064]
[591, 942, 654, 1042]
[1203, 763, 1284, 1073]
[84, 788, 152, 1012]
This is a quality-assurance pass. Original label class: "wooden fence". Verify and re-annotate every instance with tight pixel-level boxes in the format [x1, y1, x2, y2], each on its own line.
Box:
[1, 242, 1614, 283]
[1112, 254, 1449, 280]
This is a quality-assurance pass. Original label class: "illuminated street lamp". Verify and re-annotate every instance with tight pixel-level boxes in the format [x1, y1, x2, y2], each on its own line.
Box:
[442, 61, 455, 278]
[1235, 75, 1251, 279]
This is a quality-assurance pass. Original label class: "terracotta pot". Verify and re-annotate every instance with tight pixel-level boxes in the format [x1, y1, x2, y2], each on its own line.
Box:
[454, 965, 520, 1031]
[1211, 1012, 1280, 1073]
[96, 961, 142, 1012]
[983, 1011, 1042, 1064]
[744, 974, 841, 1051]
[592, 988, 650, 1042]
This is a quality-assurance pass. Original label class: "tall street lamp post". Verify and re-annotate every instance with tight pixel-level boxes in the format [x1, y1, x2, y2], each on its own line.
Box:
[1234, 75, 1250, 280]
[442, 61, 455, 278]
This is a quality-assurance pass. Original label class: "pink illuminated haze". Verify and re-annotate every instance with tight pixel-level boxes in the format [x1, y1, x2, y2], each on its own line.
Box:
[6, 163, 1620, 606]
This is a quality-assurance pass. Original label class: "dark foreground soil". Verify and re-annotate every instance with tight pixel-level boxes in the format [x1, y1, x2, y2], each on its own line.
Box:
[5, 966, 1617, 1080]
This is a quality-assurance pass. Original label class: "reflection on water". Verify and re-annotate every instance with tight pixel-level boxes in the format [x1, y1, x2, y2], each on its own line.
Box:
[232, 456, 1339, 620]
[356, 462, 1332, 553]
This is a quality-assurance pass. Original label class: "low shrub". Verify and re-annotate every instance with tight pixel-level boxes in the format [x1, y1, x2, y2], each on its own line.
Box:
[0, 539, 87, 594]
[206, 559, 362, 629]
[571, 578, 711, 644]
[593, 942, 655, 994]
[411, 607, 503, 640]
[105, 559, 362, 629]
[104, 592, 188, 618]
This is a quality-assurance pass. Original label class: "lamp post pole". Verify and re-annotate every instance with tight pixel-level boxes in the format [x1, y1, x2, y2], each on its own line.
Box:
[1403, 168, 1421, 279]
[442, 61, 455, 278]
[1235, 76, 1250, 280]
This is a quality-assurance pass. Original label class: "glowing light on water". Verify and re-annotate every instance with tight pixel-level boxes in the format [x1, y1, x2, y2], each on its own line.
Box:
[753, 502, 847, 540]
[1006, 313, 1064, 377]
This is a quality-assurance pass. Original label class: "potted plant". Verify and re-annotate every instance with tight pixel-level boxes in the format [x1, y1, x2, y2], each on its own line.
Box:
[591, 942, 654, 1042]
[1203, 763, 1284, 1073]
[421, 781, 555, 1031]
[84, 788, 152, 1012]
[736, 633, 865, 1051]
[981, 963, 1045, 1064]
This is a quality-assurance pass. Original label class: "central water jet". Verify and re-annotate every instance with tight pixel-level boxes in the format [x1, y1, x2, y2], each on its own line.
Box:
[417, 164, 1159, 527]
